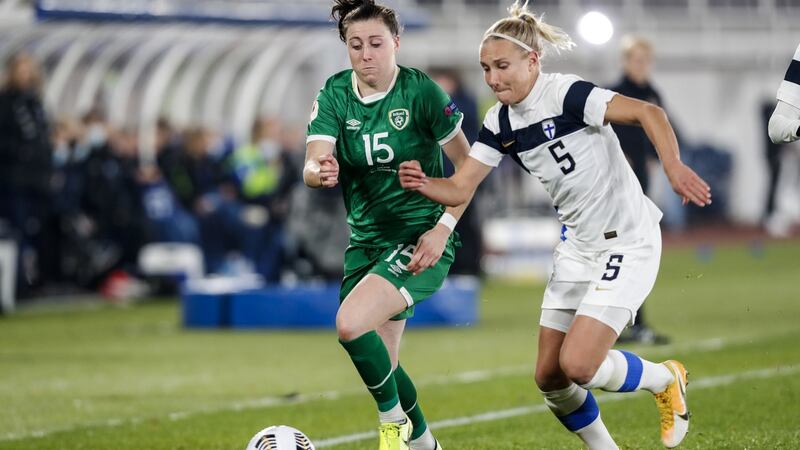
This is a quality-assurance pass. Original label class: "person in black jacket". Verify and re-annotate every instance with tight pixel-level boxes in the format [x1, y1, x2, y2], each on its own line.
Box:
[609, 36, 670, 345]
[609, 36, 663, 195]
[0, 52, 53, 294]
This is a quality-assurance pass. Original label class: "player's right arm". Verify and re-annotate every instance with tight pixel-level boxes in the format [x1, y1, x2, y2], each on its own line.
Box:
[399, 156, 493, 207]
[303, 140, 339, 188]
[305, 85, 341, 188]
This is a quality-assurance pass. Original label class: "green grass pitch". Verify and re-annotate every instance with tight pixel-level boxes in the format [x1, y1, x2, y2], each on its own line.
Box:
[1, 239, 799, 449]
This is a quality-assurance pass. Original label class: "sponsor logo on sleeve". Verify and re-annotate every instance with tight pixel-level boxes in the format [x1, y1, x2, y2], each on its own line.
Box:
[443, 100, 460, 117]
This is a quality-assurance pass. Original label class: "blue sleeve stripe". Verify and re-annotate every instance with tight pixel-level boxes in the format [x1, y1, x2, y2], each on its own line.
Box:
[560, 224, 567, 241]
[558, 391, 600, 432]
[477, 125, 503, 151]
[563, 80, 595, 123]
[618, 350, 644, 392]
[785, 59, 800, 85]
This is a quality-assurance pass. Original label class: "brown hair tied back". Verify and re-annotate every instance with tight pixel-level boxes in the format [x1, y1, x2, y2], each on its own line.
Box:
[331, 0, 402, 43]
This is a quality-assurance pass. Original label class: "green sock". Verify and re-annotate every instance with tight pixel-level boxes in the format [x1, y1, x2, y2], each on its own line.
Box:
[395, 364, 428, 440]
[339, 331, 399, 412]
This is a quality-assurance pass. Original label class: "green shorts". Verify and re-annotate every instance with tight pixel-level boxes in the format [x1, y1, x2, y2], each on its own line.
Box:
[339, 235, 458, 320]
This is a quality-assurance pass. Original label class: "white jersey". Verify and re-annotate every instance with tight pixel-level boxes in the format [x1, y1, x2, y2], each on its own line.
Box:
[777, 43, 800, 108]
[470, 72, 662, 251]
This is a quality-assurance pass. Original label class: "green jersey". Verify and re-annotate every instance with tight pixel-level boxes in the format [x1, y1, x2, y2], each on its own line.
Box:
[307, 65, 463, 247]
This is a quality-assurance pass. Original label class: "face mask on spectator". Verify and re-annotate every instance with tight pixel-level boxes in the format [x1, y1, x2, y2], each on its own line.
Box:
[85, 124, 107, 148]
[73, 142, 91, 162]
[53, 142, 70, 166]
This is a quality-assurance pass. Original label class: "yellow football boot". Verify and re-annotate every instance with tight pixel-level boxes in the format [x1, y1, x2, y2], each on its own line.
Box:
[654, 360, 690, 448]
[378, 418, 412, 450]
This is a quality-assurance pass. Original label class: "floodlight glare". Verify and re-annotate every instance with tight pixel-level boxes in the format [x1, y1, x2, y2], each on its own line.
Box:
[577, 11, 614, 46]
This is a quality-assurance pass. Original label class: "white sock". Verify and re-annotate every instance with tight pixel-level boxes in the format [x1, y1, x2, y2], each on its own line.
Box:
[582, 350, 674, 393]
[542, 383, 618, 450]
[576, 416, 619, 450]
[640, 358, 674, 393]
[409, 427, 436, 450]
[378, 402, 406, 423]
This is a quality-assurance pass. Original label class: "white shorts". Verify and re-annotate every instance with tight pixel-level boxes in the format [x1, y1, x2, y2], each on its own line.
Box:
[540, 305, 632, 336]
[539, 224, 662, 334]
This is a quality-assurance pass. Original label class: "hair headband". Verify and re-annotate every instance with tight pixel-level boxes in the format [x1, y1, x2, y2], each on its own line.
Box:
[486, 32, 534, 52]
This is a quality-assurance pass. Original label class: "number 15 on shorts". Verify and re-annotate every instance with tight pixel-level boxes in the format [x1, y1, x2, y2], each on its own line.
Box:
[385, 243, 416, 277]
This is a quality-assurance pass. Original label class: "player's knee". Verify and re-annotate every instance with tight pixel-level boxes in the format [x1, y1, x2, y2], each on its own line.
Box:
[559, 354, 598, 386]
[535, 365, 567, 391]
[335, 311, 367, 341]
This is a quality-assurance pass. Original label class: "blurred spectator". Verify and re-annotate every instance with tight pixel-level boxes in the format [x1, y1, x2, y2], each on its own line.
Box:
[429, 67, 483, 276]
[80, 125, 147, 283]
[0, 52, 53, 294]
[609, 36, 669, 345]
[137, 164, 200, 245]
[160, 126, 237, 274]
[137, 117, 200, 245]
[226, 117, 299, 282]
[44, 117, 87, 284]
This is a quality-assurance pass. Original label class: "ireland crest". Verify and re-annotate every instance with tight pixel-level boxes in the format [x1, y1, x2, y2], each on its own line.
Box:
[389, 109, 410, 131]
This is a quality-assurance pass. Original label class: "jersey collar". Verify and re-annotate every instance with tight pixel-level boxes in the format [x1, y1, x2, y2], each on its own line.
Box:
[512, 71, 547, 113]
[351, 66, 399, 104]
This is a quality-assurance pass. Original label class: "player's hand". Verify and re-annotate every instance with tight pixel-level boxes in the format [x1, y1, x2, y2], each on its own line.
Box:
[664, 161, 712, 207]
[318, 153, 339, 188]
[406, 224, 450, 275]
[399, 160, 428, 191]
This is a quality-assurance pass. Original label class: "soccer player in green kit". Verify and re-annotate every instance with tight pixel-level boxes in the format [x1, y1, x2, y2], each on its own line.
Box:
[303, 1, 472, 449]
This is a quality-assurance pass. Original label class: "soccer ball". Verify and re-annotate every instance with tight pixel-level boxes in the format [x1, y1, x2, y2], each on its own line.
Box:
[245, 425, 315, 450]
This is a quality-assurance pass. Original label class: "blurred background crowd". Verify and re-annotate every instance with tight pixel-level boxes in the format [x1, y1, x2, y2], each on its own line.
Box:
[1, 50, 338, 297]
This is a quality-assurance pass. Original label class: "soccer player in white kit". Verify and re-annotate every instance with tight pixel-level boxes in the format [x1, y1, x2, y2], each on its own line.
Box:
[769, 43, 800, 144]
[399, 2, 712, 448]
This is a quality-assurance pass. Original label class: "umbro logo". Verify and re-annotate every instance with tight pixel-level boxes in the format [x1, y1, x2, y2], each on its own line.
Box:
[346, 119, 361, 130]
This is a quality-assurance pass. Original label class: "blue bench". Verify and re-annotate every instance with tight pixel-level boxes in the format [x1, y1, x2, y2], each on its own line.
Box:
[182, 277, 479, 329]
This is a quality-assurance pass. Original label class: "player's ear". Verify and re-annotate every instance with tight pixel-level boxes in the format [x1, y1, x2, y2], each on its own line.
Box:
[393, 35, 400, 52]
[528, 50, 540, 71]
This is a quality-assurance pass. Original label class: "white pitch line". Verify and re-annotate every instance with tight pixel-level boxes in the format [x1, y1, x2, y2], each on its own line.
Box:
[0, 334, 785, 442]
[314, 364, 800, 448]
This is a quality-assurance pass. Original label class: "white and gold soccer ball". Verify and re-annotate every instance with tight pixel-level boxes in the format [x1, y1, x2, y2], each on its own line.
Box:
[245, 425, 315, 450]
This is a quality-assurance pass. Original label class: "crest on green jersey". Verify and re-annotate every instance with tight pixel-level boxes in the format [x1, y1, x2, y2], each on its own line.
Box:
[388, 109, 410, 131]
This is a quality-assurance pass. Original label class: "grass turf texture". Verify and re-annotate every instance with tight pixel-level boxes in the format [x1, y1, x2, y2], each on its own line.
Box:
[1, 239, 798, 449]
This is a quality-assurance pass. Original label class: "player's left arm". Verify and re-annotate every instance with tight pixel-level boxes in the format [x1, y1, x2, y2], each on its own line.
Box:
[604, 94, 712, 207]
[406, 130, 473, 275]
[768, 100, 800, 144]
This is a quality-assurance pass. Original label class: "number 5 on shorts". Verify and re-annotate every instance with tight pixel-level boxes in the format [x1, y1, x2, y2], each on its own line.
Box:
[601, 254, 624, 281]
